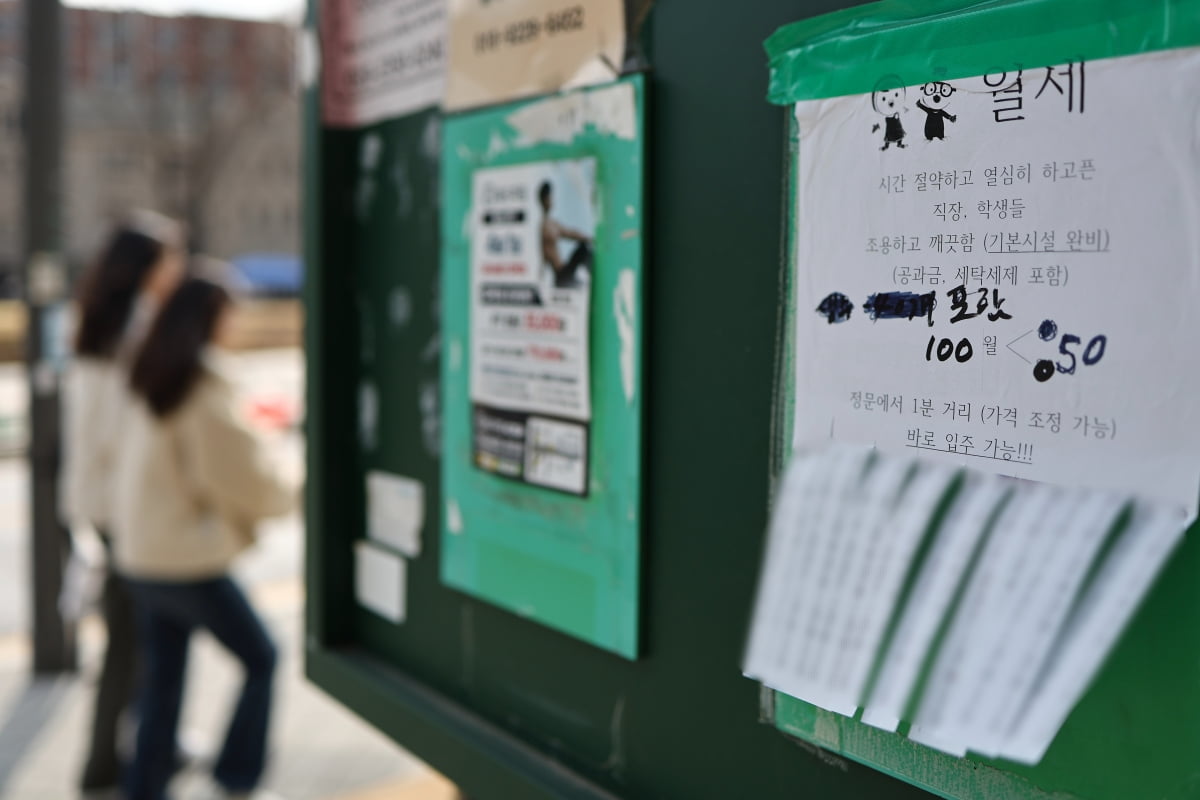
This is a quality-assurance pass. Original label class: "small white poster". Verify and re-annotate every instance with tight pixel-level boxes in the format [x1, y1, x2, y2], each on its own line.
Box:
[791, 47, 1200, 514]
[321, 0, 447, 127]
[470, 158, 596, 495]
[366, 471, 425, 557]
[355, 540, 407, 623]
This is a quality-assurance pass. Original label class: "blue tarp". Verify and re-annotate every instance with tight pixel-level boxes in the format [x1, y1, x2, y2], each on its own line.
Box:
[230, 253, 304, 296]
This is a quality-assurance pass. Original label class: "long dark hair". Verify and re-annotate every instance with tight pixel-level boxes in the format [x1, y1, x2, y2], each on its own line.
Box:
[129, 276, 231, 418]
[74, 225, 172, 357]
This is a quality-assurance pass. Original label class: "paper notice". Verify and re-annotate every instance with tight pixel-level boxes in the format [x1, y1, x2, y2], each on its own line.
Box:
[910, 483, 1059, 755]
[910, 483, 1127, 756]
[861, 473, 1006, 732]
[445, 0, 625, 111]
[998, 502, 1189, 764]
[745, 446, 953, 717]
[966, 488, 1124, 757]
[321, 0, 447, 127]
[355, 540, 408, 623]
[806, 458, 952, 715]
[366, 471, 426, 557]
[745, 445, 872, 705]
[789, 48, 1200, 515]
[751, 443, 1189, 765]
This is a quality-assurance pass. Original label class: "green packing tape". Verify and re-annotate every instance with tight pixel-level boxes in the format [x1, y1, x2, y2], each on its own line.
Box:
[765, 0, 1200, 105]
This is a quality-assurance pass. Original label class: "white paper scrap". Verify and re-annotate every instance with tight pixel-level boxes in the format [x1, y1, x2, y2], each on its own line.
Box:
[966, 488, 1124, 757]
[813, 458, 952, 715]
[998, 502, 1189, 764]
[745, 445, 874, 707]
[862, 473, 1006, 732]
[367, 471, 426, 557]
[784, 455, 901, 714]
[772, 446, 874, 710]
[946, 485, 1087, 754]
[355, 540, 408, 623]
[746, 446, 953, 718]
[910, 482, 1058, 755]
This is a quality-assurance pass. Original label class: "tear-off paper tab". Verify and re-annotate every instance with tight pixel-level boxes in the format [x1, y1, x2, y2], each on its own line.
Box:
[745, 446, 1190, 764]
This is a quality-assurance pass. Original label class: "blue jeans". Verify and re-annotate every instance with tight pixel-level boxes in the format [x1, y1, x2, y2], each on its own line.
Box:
[124, 576, 277, 800]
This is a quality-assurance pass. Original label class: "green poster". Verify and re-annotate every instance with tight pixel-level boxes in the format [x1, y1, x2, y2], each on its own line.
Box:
[440, 76, 645, 659]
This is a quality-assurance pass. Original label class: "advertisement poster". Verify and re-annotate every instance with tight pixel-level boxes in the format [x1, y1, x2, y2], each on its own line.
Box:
[321, 0, 447, 127]
[789, 48, 1200, 514]
[441, 78, 644, 658]
[470, 159, 596, 495]
[444, 0, 625, 110]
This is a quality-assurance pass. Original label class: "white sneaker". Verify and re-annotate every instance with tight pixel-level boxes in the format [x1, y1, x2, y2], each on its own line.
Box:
[189, 781, 286, 800]
[174, 728, 213, 772]
[80, 789, 124, 800]
[221, 790, 287, 800]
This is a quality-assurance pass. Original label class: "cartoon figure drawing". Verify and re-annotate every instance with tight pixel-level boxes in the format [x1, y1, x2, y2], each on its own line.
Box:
[871, 76, 907, 150]
[917, 81, 958, 140]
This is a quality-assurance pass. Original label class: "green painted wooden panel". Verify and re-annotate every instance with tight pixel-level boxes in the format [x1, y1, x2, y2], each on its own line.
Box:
[439, 80, 646, 658]
[298, 0, 1200, 797]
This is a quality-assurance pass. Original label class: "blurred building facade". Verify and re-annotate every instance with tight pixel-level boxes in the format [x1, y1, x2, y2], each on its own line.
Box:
[0, 2, 299, 289]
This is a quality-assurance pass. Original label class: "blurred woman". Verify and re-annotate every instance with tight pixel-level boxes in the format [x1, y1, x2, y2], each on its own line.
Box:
[114, 270, 296, 800]
[62, 211, 185, 795]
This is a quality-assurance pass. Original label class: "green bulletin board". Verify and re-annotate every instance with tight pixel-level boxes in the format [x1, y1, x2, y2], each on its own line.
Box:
[304, 1, 1200, 797]
[766, 2, 1200, 798]
[440, 77, 646, 659]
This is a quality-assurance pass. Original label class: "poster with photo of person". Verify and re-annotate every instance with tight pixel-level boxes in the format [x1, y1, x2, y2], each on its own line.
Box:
[469, 159, 596, 495]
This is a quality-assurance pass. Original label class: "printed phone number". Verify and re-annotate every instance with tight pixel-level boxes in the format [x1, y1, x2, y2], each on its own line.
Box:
[344, 38, 443, 86]
[474, 7, 586, 53]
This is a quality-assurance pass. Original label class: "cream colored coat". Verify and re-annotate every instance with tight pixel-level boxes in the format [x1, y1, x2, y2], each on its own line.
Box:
[112, 356, 296, 580]
[61, 298, 156, 529]
[61, 357, 128, 528]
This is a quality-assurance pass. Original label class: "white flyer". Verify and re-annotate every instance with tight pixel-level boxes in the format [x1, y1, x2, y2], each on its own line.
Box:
[355, 539, 408, 623]
[469, 159, 596, 495]
[366, 471, 425, 557]
[321, 0, 447, 126]
[862, 473, 1008, 732]
[790, 48, 1200, 514]
[999, 501, 1189, 764]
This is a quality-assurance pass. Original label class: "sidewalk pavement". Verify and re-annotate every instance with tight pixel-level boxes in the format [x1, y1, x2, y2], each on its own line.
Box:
[0, 572, 456, 800]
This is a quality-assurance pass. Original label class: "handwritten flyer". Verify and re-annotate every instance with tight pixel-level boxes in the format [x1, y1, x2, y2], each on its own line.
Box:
[790, 48, 1200, 513]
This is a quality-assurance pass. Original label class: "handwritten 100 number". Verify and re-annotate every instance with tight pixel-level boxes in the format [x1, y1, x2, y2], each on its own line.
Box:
[925, 318, 1108, 384]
